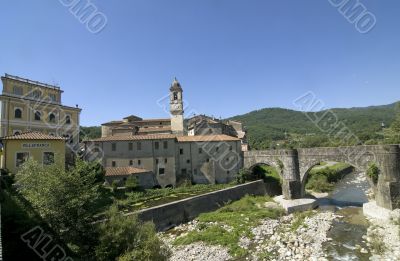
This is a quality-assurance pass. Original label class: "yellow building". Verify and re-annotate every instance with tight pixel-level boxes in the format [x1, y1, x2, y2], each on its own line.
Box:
[1, 132, 66, 174]
[0, 74, 81, 152]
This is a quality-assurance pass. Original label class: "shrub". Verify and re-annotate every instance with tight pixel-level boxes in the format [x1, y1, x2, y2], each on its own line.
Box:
[125, 176, 139, 192]
[96, 205, 170, 261]
[367, 163, 380, 184]
[111, 180, 119, 193]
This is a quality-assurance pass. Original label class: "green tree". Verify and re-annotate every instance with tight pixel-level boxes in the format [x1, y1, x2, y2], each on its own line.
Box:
[95, 205, 170, 261]
[15, 159, 100, 257]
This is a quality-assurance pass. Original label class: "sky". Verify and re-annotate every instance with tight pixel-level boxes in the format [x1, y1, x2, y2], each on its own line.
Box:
[0, 0, 399, 126]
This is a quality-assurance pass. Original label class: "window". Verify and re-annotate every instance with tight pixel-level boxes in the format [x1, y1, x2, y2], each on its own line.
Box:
[13, 130, 21, 135]
[128, 143, 133, 151]
[32, 90, 42, 99]
[65, 115, 71, 124]
[163, 141, 168, 149]
[13, 86, 23, 95]
[34, 111, 41, 121]
[156, 159, 159, 164]
[16, 152, 29, 167]
[159, 168, 165, 175]
[198, 148, 202, 154]
[43, 152, 55, 165]
[227, 171, 230, 174]
[216, 146, 219, 152]
[206, 158, 210, 162]
[173, 92, 178, 100]
[112, 161, 116, 167]
[181, 169, 187, 175]
[138, 159, 141, 165]
[193, 168, 197, 175]
[186, 159, 190, 163]
[111, 143, 116, 151]
[155, 141, 159, 150]
[129, 160, 133, 166]
[49, 113, 56, 123]
[229, 145, 233, 151]
[180, 148, 183, 155]
[14, 108, 22, 119]
[49, 93, 57, 102]
[137, 142, 142, 150]
[164, 158, 168, 163]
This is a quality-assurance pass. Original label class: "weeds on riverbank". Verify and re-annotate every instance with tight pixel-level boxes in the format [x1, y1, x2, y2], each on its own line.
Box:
[368, 228, 386, 255]
[306, 162, 353, 193]
[290, 210, 315, 231]
[173, 195, 284, 257]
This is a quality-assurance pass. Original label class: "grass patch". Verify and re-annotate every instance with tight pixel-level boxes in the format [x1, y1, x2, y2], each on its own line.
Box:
[173, 195, 284, 257]
[306, 162, 353, 193]
[94, 184, 234, 217]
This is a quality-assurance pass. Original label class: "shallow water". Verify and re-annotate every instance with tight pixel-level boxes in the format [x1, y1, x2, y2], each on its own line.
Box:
[323, 207, 370, 260]
[316, 170, 373, 260]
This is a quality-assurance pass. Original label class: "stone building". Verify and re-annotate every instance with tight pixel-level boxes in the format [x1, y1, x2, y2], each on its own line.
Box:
[85, 134, 241, 188]
[187, 115, 249, 151]
[85, 79, 243, 187]
[0, 74, 81, 152]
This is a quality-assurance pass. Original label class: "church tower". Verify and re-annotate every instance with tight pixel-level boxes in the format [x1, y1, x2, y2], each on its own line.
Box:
[170, 78, 184, 135]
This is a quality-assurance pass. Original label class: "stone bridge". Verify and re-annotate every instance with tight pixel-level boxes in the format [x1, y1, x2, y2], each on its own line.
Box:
[244, 145, 400, 210]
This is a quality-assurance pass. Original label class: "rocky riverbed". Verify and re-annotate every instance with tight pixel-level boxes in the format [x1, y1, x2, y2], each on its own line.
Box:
[160, 207, 400, 261]
[366, 210, 400, 261]
[160, 205, 339, 261]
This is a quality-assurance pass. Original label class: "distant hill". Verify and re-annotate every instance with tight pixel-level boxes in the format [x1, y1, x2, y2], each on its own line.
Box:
[80, 102, 398, 149]
[229, 102, 398, 149]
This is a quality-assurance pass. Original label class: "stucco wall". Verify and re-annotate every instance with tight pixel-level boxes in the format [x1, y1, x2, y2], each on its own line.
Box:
[4, 139, 65, 174]
[133, 180, 267, 231]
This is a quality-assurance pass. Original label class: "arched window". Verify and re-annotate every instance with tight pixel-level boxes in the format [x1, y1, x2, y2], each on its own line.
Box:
[49, 113, 56, 123]
[173, 92, 178, 100]
[14, 108, 22, 119]
[34, 111, 41, 121]
[65, 115, 71, 124]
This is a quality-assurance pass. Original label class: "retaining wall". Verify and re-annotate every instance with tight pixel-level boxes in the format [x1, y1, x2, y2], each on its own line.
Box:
[133, 180, 267, 231]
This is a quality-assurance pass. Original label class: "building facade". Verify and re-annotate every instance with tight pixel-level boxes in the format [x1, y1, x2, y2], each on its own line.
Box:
[0, 74, 81, 152]
[1, 132, 66, 174]
[84, 134, 242, 187]
[187, 115, 249, 151]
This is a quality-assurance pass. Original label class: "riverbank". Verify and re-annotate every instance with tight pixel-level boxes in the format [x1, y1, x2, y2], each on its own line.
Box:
[365, 211, 400, 260]
[159, 196, 338, 260]
[159, 199, 400, 260]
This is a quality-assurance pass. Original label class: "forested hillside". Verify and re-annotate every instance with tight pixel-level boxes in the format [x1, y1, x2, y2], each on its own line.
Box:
[230, 102, 399, 149]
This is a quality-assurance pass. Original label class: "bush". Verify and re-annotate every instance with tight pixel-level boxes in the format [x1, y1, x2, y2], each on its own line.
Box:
[125, 176, 139, 192]
[111, 180, 119, 193]
[367, 163, 380, 184]
[305, 174, 334, 193]
[95, 205, 170, 261]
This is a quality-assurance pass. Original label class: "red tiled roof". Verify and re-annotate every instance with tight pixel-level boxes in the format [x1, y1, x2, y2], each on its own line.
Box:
[2, 131, 66, 140]
[105, 167, 151, 176]
[89, 134, 177, 142]
[177, 134, 240, 142]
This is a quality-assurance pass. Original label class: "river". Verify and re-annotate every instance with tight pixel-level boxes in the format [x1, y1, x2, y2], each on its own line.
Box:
[317, 171, 372, 260]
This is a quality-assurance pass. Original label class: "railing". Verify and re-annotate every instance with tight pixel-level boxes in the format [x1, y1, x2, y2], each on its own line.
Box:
[3, 73, 61, 91]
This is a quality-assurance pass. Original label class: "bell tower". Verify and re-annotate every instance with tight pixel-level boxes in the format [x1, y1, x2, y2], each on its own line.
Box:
[170, 78, 184, 135]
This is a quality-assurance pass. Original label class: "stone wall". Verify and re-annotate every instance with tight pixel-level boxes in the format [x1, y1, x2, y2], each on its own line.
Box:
[132, 180, 267, 231]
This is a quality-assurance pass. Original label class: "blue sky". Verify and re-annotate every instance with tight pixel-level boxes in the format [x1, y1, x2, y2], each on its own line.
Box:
[0, 0, 399, 126]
